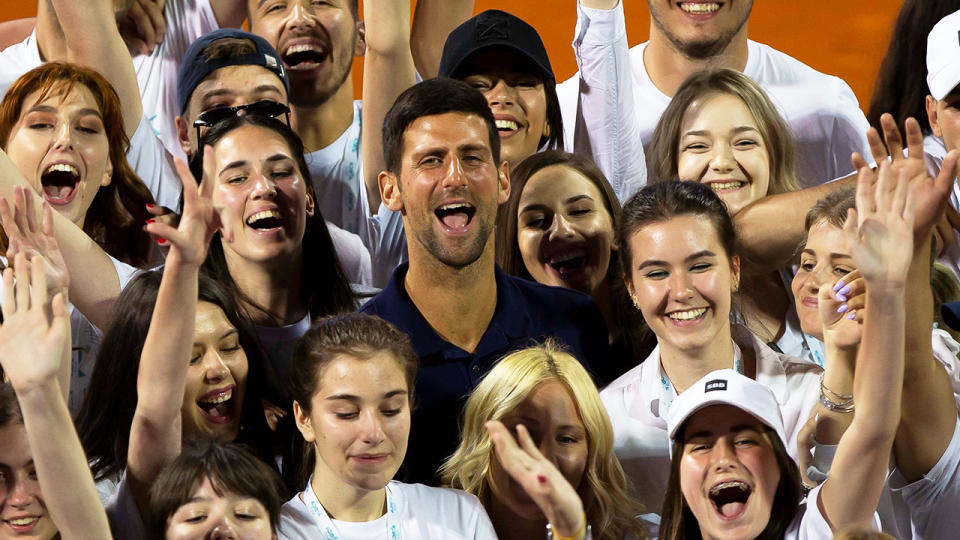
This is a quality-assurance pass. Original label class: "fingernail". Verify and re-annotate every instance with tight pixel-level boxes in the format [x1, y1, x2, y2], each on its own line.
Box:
[146, 203, 155, 209]
[837, 304, 848, 313]
[145, 219, 155, 224]
[847, 312, 856, 320]
[156, 238, 166, 245]
[537, 475, 547, 484]
[835, 293, 847, 302]
[833, 279, 845, 292]
[839, 285, 851, 296]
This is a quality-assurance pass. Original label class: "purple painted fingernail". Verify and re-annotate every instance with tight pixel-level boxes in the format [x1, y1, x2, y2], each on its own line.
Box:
[847, 312, 856, 320]
[839, 285, 851, 296]
[837, 304, 849, 314]
[836, 293, 848, 302]
[833, 279, 845, 292]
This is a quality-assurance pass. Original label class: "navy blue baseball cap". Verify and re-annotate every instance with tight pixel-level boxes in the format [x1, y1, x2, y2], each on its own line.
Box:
[177, 28, 290, 114]
[438, 10, 554, 82]
[942, 301, 960, 331]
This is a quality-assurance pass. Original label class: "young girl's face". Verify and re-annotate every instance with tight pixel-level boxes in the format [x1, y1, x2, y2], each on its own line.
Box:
[165, 476, 275, 540]
[627, 214, 739, 355]
[180, 302, 249, 442]
[516, 164, 615, 296]
[294, 352, 411, 493]
[791, 220, 855, 340]
[5, 85, 112, 229]
[0, 424, 57, 540]
[487, 379, 588, 520]
[679, 405, 780, 540]
[676, 92, 771, 217]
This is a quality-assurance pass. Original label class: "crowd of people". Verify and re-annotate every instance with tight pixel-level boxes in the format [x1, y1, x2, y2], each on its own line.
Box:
[0, 0, 959, 538]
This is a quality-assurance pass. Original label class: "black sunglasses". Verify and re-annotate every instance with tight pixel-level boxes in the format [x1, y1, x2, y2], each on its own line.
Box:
[193, 100, 291, 141]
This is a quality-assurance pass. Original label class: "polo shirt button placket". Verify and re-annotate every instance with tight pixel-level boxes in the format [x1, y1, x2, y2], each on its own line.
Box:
[471, 363, 481, 376]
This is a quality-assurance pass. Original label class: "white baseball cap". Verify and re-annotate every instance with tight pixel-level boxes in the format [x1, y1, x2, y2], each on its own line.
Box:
[666, 369, 785, 457]
[927, 9, 960, 100]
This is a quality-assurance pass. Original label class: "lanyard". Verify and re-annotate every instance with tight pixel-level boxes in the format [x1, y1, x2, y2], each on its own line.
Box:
[302, 477, 401, 540]
[658, 342, 743, 413]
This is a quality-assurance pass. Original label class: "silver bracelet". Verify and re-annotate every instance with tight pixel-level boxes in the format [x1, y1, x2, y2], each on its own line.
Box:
[819, 390, 855, 413]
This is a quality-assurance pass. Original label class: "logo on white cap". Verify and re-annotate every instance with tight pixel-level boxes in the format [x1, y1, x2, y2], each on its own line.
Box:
[705, 379, 727, 392]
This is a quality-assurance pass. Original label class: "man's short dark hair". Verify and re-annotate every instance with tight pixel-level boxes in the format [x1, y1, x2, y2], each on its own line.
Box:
[382, 78, 500, 174]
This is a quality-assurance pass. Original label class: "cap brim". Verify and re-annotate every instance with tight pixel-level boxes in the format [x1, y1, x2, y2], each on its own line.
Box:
[928, 65, 960, 100]
[444, 41, 554, 82]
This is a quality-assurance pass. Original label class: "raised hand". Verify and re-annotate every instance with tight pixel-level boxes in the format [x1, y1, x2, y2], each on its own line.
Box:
[845, 161, 915, 287]
[817, 269, 866, 350]
[486, 421, 587, 539]
[0, 186, 70, 299]
[142, 151, 229, 268]
[0, 253, 69, 393]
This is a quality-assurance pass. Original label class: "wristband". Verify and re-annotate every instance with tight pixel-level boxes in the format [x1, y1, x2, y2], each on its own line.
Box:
[546, 512, 589, 540]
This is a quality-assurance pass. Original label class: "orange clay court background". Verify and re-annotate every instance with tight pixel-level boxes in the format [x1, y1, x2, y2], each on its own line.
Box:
[0, 0, 904, 111]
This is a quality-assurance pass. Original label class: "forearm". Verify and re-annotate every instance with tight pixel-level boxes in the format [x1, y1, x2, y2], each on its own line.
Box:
[16, 379, 112, 539]
[411, 0, 473, 78]
[573, 0, 644, 201]
[814, 344, 856, 445]
[360, 0, 416, 212]
[50, 0, 142, 135]
[134, 255, 197, 425]
[894, 235, 958, 480]
[736, 174, 856, 273]
[0, 149, 120, 330]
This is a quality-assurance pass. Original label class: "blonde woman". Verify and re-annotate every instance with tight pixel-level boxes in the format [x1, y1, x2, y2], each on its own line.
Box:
[441, 343, 650, 540]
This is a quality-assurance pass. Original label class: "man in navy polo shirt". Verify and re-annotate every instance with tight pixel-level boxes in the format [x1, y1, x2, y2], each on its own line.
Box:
[361, 77, 610, 484]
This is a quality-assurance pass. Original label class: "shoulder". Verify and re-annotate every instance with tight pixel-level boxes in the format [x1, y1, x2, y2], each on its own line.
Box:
[747, 40, 852, 94]
[507, 274, 598, 312]
[278, 493, 312, 539]
[392, 482, 490, 531]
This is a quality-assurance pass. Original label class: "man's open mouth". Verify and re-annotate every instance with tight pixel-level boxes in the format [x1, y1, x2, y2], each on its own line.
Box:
[435, 203, 476, 231]
[282, 43, 330, 69]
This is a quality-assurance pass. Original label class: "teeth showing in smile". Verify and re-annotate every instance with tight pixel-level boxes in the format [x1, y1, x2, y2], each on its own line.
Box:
[8, 517, 37, 526]
[283, 43, 329, 67]
[44, 163, 79, 175]
[247, 209, 282, 230]
[668, 307, 707, 321]
[709, 480, 751, 518]
[199, 388, 233, 405]
[709, 181, 745, 191]
[495, 119, 519, 131]
[709, 481, 748, 496]
[680, 2, 720, 14]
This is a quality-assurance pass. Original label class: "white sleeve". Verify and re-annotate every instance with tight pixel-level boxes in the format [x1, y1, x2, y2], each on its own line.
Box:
[368, 204, 407, 288]
[569, 0, 646, 202]
[820, 77, 871, 182]
[126, 115, 183, 211]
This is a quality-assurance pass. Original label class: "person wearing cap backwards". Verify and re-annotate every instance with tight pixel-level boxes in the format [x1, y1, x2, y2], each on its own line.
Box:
[435, 8, 645, 204]
[361, 77, 611, 486]
[247, 0, 472, 286]
[659, 157, 916, 538]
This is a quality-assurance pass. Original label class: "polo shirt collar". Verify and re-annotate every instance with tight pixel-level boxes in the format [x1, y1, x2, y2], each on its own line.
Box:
[375, 263, 533, 359]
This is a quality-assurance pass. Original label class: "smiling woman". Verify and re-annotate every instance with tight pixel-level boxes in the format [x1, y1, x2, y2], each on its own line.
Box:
[0, 62, 155, 267]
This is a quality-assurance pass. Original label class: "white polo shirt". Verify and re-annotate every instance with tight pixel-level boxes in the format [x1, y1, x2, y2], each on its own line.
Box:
[599, 325, 822, 512]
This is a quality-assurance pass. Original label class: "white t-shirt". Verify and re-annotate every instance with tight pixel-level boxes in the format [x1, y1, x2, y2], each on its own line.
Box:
[782, 482, 848, 540]
[557, 8, 872, 188]
[920, 134, 960, 280]
[278, 481, 497, 540]
[888, 419, 960, 540]
[599, 326, 822, 512]
[304, 101, 406, 287]
[253, 312, 312, 386]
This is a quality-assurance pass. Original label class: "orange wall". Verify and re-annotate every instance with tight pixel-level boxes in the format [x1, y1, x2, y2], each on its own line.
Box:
[2, 1, 903, 109]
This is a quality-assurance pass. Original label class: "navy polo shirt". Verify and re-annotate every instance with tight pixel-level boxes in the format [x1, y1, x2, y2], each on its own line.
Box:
[360, 262, 610, 484]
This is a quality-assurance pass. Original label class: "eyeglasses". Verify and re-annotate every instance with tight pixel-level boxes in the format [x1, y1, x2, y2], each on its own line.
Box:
[193, 100, 291, 142]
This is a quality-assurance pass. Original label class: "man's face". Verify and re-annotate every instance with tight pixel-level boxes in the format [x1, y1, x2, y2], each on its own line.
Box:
[928, 89, 960, 154]
[177, 64, 289, 156]
[381, 112, 510, 269]
[648, 1, 752, 59]
[248, 0, 362, 108]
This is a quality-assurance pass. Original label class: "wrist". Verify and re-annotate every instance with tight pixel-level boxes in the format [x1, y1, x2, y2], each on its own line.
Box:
[11, 376, 61, 401]
[548, 511, 588, 540]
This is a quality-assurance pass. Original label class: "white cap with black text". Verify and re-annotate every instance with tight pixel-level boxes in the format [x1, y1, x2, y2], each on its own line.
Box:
[927, 9, 960, 100]
[666, 369, 786, 457]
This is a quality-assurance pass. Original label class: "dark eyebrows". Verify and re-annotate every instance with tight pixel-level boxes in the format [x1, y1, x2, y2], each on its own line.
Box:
[682, 126, 760, 137]
[220, 328, 239, 341]
[636, 250, 717, 271]
[264, 153, 294, 165]
[519, 195, 593, 215]
[219, 160, 248, 176]
[326, 389, 409, 402]
[24, 105, 103, 121]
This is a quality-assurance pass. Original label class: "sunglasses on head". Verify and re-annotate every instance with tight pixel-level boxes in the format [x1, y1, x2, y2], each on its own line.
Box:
[193, 100, 291, 141]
